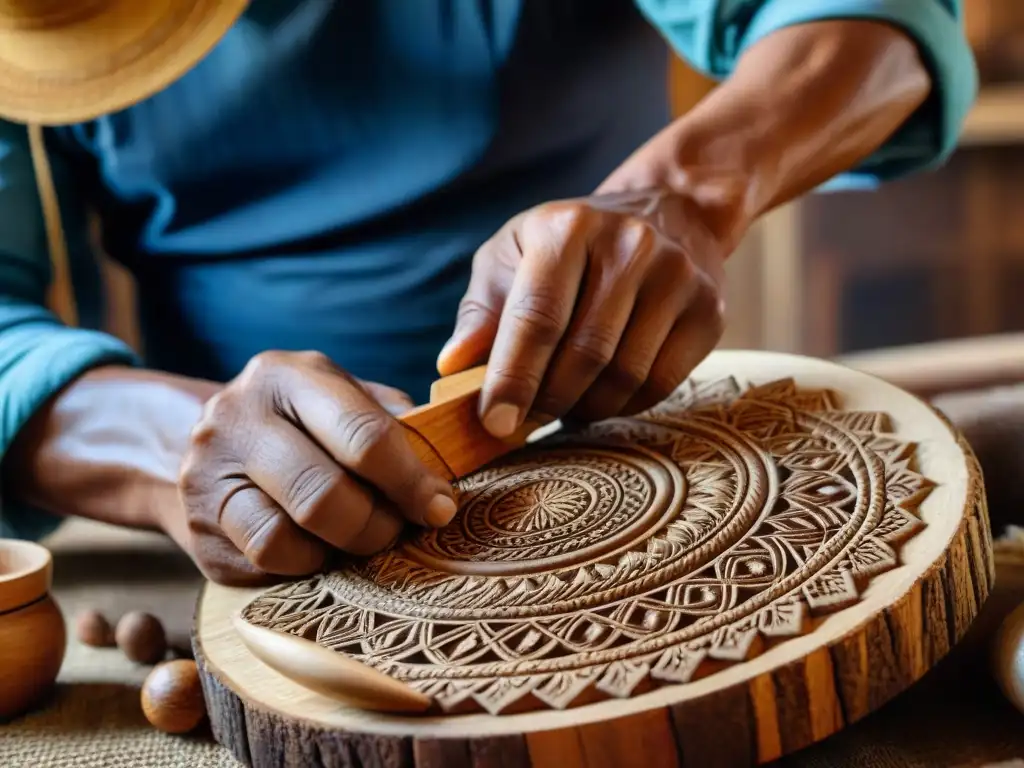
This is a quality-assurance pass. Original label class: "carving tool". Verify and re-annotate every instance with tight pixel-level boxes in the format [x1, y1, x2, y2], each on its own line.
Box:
[397, 364, 558, 481]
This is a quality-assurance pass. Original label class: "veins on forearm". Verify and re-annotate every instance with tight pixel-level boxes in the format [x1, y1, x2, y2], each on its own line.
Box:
[599, 20, 932, 248]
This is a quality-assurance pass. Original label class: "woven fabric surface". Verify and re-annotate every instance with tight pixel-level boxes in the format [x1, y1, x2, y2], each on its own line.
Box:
[0, 523, 238, 768]
[3, 520, 1024, 766]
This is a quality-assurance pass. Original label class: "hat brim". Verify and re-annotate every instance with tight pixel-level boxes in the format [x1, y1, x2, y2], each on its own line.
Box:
[0, 0, 249, 125]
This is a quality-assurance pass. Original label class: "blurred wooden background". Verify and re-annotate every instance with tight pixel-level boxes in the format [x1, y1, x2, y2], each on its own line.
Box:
[704, 0, 1024, 356]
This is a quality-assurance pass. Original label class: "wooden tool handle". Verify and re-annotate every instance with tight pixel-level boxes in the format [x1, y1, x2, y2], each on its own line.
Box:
[399, 365, 554, 480]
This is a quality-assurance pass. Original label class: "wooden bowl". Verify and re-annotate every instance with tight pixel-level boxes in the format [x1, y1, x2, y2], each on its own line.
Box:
[0, 539, 65, 720]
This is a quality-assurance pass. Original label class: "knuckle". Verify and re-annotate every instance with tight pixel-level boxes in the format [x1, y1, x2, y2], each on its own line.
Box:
[533, 200, 590, 233]
[177, 455, 210, 500]
[604, 357, 649, 394]
[555, 203, 591, 233]
[189, 393, 242, 450]
[295, 350, 332, 368]
[187, 417, 219, 449]
[488, 365, 544, 405]
[620, 218, 656, 259]
[202, 390, 237, 422]
[339, 409, 397, 466]
[456, 297, 499, 326]
[508, 297, 566, 347]
[177, 469, 201, 502]
[472, 231, 510, 269]
[285, 466, 338, 526]
[669, 252, 698, 287]
[184, 500, 221, 545]
[565, 326, 619, 368]
[243, 350, 287, 380]
[244, 516, 287, 572]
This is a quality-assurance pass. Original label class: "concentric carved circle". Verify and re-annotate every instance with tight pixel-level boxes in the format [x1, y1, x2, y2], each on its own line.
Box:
[402, 446, 686, 577]
[488, 477, 596, 531]
[240, 376, 937, 716]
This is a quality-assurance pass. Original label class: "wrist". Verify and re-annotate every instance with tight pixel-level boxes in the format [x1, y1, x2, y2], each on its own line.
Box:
[5, 365, 220, 538]
[596, 136, 756, 257]
[595, 109, 761, 255]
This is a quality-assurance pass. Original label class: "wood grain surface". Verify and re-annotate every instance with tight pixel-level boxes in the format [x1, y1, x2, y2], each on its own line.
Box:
[192, 351, 992, 767]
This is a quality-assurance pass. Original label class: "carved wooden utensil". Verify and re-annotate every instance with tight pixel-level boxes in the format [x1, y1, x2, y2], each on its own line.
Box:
[231, 364, 555, 714]
[232, 616, 432, 714]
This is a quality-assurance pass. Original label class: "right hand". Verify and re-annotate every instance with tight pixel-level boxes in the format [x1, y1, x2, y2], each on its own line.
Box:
[176, 351, 458, 586]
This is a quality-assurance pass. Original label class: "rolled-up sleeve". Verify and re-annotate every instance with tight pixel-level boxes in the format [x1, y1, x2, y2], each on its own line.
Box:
[635, 0, 978, 185]
[0, 120, 139, 541]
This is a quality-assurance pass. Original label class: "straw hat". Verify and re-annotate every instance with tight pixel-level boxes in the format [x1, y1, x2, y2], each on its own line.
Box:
[0, 0, 249, 125]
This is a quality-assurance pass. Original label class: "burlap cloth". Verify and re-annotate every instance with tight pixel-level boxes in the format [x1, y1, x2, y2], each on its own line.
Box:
[4, 385, 1024, 767]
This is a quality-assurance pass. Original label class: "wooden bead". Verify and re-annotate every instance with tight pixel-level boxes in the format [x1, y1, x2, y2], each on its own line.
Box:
[141, 659, 206, 734]
[115, 611, 167, 665]
[993, 601, 1024, 715]
[74, 609, 114, 648]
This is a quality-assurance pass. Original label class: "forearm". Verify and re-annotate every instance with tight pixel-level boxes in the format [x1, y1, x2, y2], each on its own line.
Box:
[599, 20, 932, 247]
[4, 366, 220, 546]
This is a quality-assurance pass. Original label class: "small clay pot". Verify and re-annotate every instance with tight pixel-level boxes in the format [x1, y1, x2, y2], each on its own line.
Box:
[0, 539, 66, 720]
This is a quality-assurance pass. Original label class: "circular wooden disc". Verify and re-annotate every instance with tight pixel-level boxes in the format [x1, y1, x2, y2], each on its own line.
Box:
[193, 351, 993, 767]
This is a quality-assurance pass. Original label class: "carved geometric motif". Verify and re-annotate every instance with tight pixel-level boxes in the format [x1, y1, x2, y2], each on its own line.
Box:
[241, 376, 934, 715]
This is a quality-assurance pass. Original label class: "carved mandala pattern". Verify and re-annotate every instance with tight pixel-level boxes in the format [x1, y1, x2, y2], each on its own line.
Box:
[241, 377, 934, 715]
[404, 447, 685, 576]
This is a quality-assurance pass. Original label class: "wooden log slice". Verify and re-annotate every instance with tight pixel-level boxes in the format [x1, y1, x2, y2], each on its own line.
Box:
[193, 351, 993, 768]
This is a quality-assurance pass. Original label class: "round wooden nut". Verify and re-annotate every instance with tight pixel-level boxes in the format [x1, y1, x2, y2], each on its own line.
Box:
[141, 659, 206, 734]
[115, 611, 167, 665]
[993, 601, 1024, 715]
[74, 609, 114, 648]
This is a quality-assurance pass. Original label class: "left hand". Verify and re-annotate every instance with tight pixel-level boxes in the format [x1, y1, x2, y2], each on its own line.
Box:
[437, 189, 730, 438]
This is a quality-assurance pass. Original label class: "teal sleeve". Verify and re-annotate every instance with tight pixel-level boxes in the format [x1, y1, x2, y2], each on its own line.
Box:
[634, 0, 978, 185]
[0, 120, 140, 542]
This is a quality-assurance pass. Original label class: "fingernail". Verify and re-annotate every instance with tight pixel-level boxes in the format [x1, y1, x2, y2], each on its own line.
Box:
[425, 493, 458, 527]
[484, 403, 521, 438]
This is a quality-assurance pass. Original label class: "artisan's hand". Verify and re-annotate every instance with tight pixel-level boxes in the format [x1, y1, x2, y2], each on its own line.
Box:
[438, 190, 728, 436]
[436, 19, 933, 439]
[177, 351, 457, 585]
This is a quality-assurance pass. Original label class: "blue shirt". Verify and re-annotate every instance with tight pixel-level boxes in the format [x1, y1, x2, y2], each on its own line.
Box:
[0, 0, 977, 540]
